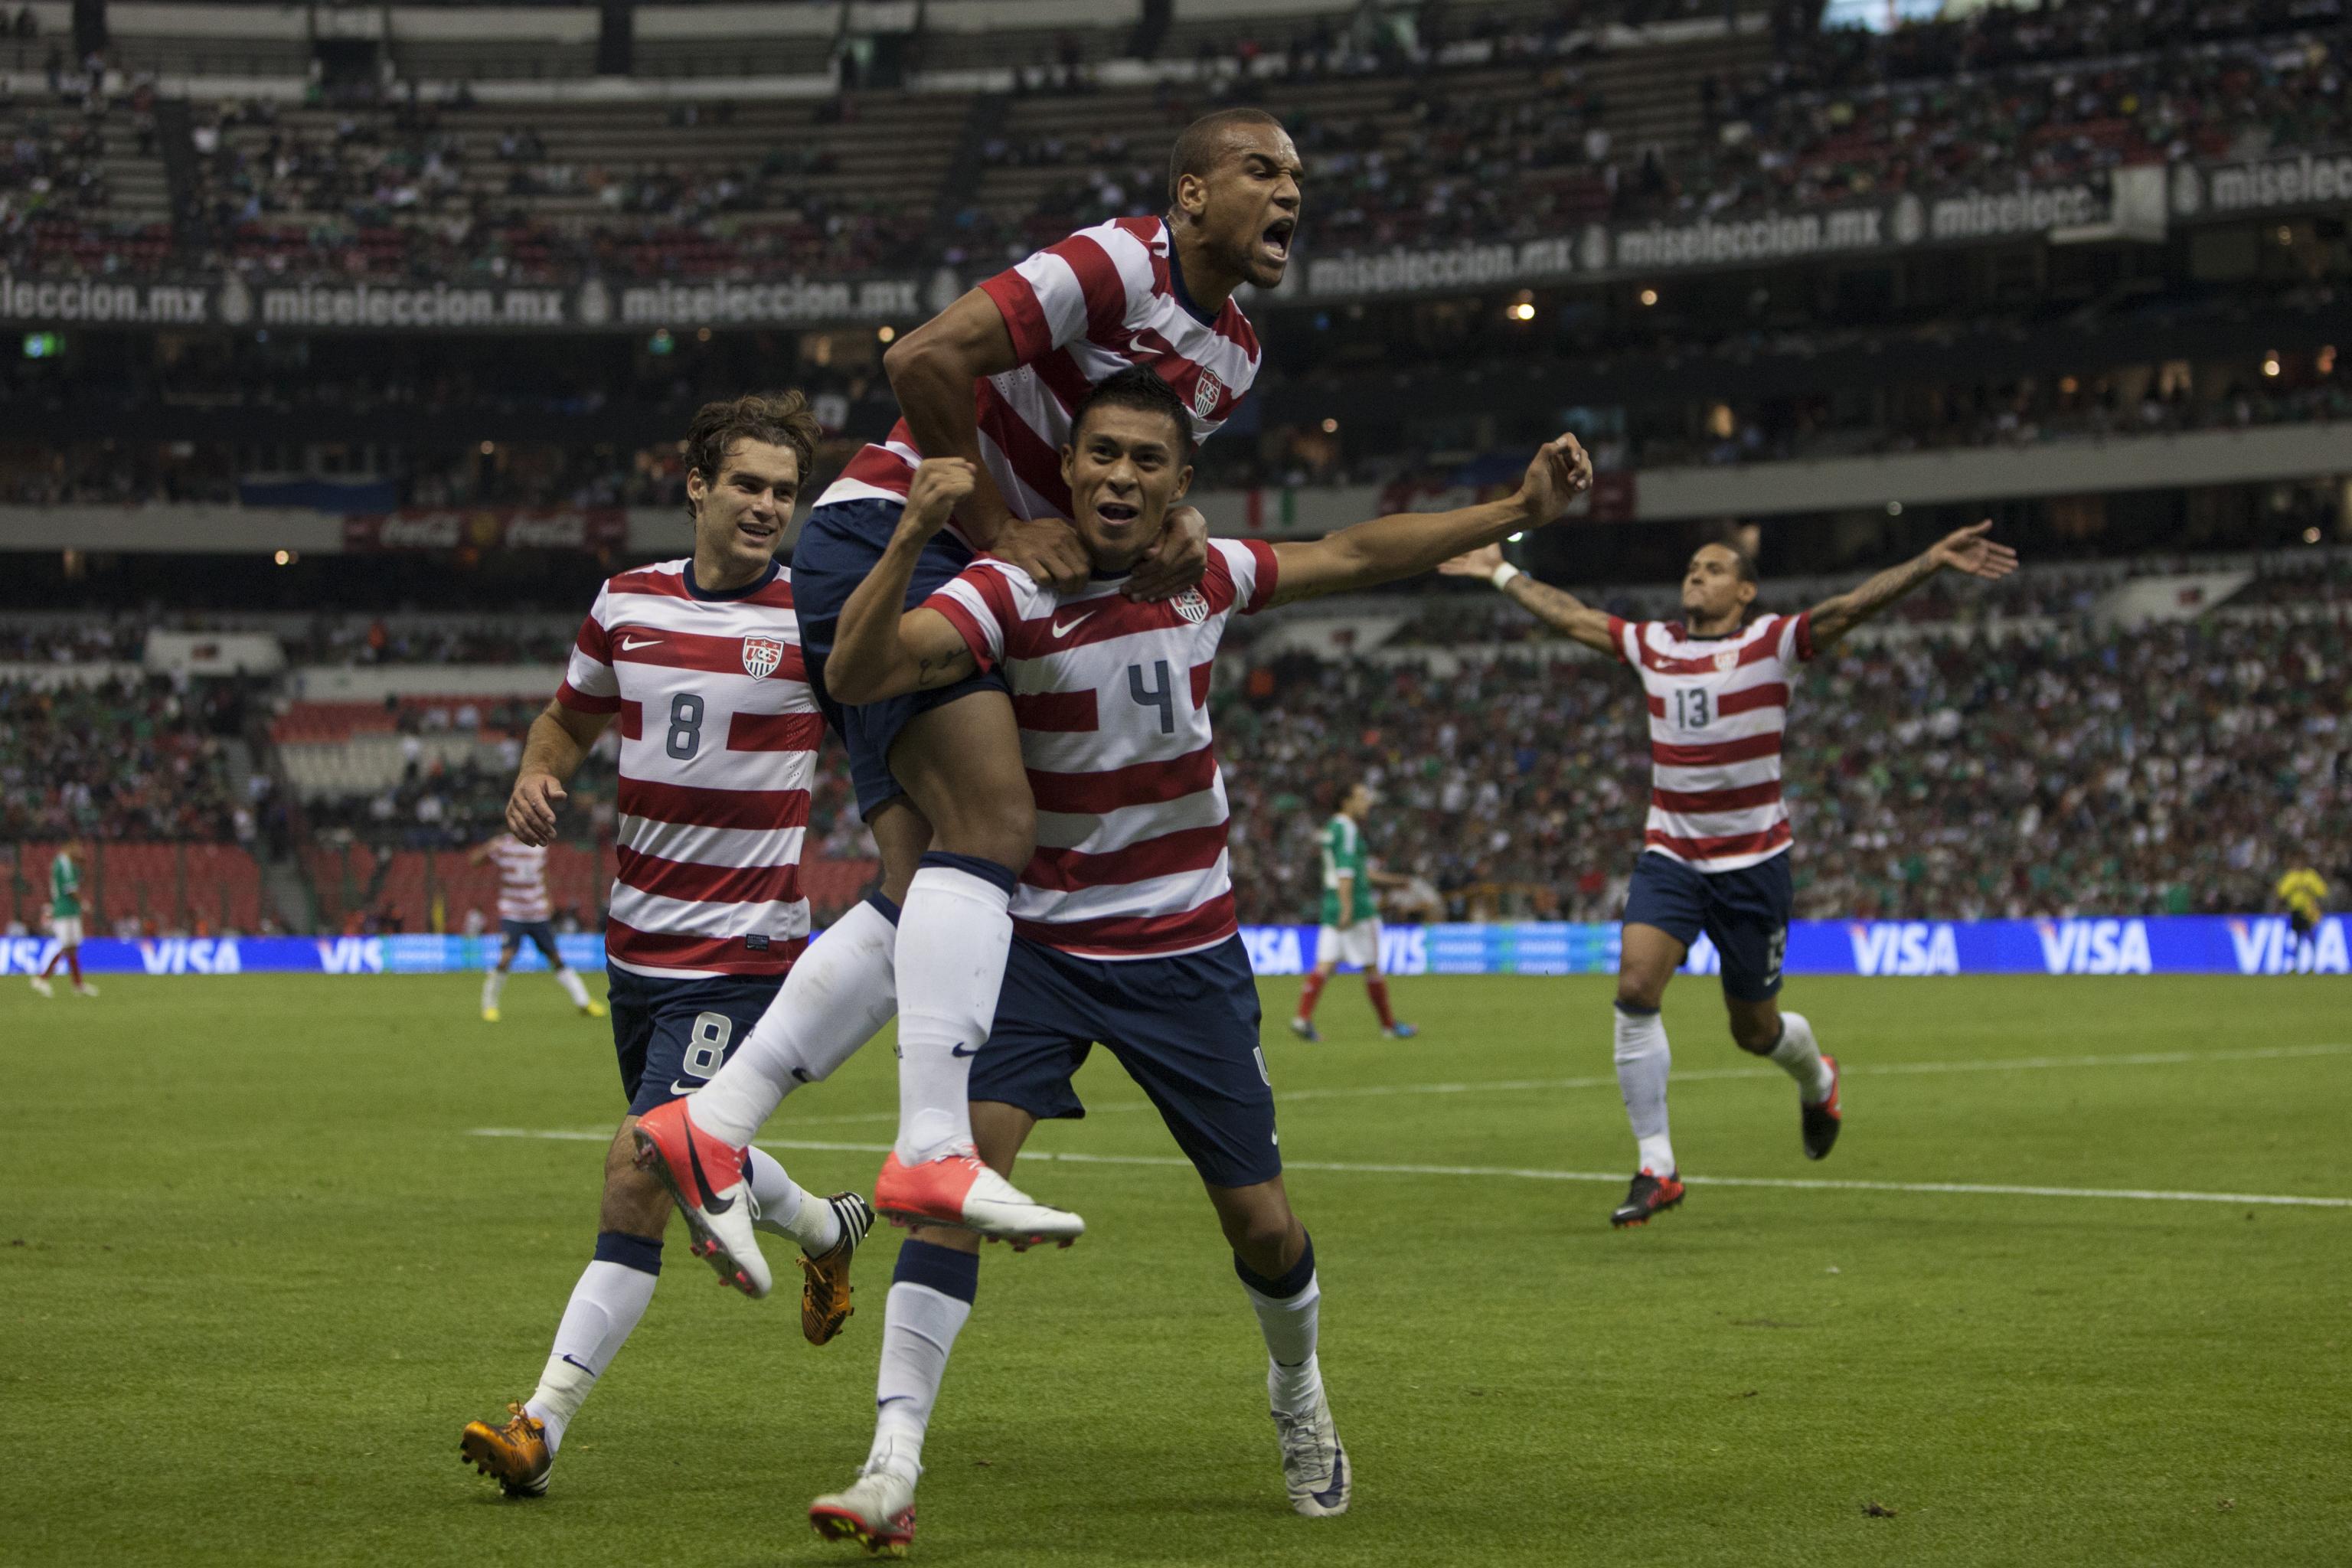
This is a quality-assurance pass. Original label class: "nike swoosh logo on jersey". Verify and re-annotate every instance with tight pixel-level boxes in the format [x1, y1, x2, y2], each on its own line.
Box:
[1050, 612, 1096, 637]
[620, 636, 658, 651]
[949, 1042, 979, 1057]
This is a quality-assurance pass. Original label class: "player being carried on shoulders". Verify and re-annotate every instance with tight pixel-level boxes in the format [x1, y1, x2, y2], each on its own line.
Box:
[470, 831, 607, 1023]
[1442, 521, 2017, 1227]
[458, 395, 876, 1501]
[784, 369, 1589, 1555]
[1290, 782, 1417, 1042]
[630, 109, 1307, 1256]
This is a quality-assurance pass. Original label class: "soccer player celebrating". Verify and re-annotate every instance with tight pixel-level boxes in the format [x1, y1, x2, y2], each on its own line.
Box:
[470, 831, 608, 1022]
[28, 839, 95, 998]
[1442, 523, 2017, 1227]
[1290, 782, 1417, 1041]
[459, 395, 875, 1498]
[733, 108, 1304, 1246]
[789, 371, 1589, 1553]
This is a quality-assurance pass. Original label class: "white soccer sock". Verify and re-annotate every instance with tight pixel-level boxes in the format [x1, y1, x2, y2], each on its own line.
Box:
[745, 1144, 841, 1256]
[552, 966, 591, 1008]
[867, 1243, 978, 1479]
[1241, 1271, 1324, 1415]
[892, 862, 1014, 1165]
[524, 1249, 659, 1453]
[1769, 1010, 1835, 1103]
[482, 969, 508, 1011]
[688, 897, 900, 1148]
[1613, 1004, 1675, 1177]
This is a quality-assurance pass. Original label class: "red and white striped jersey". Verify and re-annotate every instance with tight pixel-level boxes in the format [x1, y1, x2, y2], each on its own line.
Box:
[815, 216, 1261, 531]
[1610, 612, 1815, 873]
[485, 835, 553, 923]
[926, 538, 1281, 959]
[555, 558, 820, 978]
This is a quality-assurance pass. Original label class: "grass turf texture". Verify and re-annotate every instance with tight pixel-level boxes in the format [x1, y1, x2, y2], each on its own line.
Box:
[3, 972, 2347, 1566]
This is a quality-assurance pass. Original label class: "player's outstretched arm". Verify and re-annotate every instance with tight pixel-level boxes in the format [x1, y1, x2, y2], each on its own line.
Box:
[885, 288, 1090, 591]
[1808, 519, 2018, 652]
[1266, 434, 1592, 607]
[508, 702, 609, 846]
[1439, 543, 1618, 654]
[828, 458, 985, 704]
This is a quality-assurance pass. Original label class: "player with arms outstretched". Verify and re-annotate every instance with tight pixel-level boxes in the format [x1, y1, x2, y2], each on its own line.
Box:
[1442, 523, 2017, 1227]
[639, 109, 1307, 1254]
[457, 396, 875, 1499]
[791, 371, 1589, 1553]
[1290, 782, 1416, 1041]
[28, 839, 96, 998]
[471, 831, 607, 1022]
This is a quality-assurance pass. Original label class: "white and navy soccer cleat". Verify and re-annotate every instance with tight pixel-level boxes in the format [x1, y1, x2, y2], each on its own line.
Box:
[1272, 1386, 1351, 1517]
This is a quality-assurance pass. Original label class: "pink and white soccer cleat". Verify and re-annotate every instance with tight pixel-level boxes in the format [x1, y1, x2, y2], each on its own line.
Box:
[872, 1148, 1083, 1250]
[631, 1099, 770, 1297]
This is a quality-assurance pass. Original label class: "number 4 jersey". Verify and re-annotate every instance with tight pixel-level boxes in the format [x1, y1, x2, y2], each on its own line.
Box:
[1609, 611, 1814, 873]
[557, 557, 819, 978]
[926, 537, 1281, 959]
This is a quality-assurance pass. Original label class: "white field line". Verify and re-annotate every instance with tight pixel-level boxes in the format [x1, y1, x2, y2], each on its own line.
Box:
[472, 1136, 2352, 1216]
[723, 1040, 2352, 1127]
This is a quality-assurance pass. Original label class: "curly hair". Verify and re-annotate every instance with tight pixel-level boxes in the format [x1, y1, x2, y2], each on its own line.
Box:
[683, 391, 822, 518]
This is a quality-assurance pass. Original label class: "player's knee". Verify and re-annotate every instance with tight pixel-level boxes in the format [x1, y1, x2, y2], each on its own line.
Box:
[1615, 975, 1665, 1013]
[1217, 1199, 1295, 1268]
[931, 793, 1034, 871]
[1729, 1011, 1780, 1054]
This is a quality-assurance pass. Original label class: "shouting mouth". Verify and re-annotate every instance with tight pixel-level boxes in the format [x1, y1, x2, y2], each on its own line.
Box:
[1259, 217, 1296, 264]
[1094, 499, 1142, 531]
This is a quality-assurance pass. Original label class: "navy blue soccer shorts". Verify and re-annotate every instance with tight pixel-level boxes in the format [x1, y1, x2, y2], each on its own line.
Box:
[971, 935, 1282, 1189]
[499, 918, 561, 964]
[604, 966, 784, 1116]
[1622, 850, 1793, 1002]
[791, 495, 1013, 820]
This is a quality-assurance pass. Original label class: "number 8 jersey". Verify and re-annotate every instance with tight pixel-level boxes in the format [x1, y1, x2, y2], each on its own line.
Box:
[557, 557, 821, 978]
[1609, 611, 1815, 874]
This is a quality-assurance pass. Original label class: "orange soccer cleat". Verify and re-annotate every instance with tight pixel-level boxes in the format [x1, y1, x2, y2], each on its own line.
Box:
[460, 1403, 551, 1498]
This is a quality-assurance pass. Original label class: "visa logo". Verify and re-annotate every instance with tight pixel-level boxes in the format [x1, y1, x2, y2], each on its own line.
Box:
[138, 938, 243, 975]
[1377, 925, 1428, 977]
[2034, 919, 2151, 975]
[315, 936, 385, 974]
[0, 936, 55, 975]
[1847, 922, 1959, 976]
[2226, 916, 2348, 975]
[1682, 931, 1723, 976]
[1239, 926, 1305, 976]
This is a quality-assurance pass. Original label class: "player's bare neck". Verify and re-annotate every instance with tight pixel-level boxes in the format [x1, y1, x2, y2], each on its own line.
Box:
[1686, 608, 1743, 639]
[1168, 217, 1240, 316]
[693, 547, 766, 595]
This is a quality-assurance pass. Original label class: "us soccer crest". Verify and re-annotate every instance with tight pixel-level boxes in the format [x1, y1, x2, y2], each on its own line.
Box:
[1713, 648, 1738, 672]
[1192, 369, 1226, 419]
[1173, 588, 1210, 625]
[742, 636, 784, 679]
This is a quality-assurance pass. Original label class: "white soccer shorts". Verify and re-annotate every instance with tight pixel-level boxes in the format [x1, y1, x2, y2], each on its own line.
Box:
[49, 916, 84, 948]
[1315, 920, 1381, 970]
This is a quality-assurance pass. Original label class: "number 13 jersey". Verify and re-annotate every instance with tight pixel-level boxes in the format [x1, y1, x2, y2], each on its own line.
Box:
[1609, 611, 1814, 874]
[557, 557, 819, 978]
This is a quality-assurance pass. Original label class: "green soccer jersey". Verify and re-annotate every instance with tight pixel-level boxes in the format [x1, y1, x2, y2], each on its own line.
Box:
[1318, 815, 1376, 925]
[50, 852, 81, 919]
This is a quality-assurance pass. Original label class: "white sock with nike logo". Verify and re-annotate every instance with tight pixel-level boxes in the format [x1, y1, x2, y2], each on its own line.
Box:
[1614, 1004, 1675, 1178]
[893, 862, 1014, 1165]
[1768, 1011, 1834, 1103]
[688, 897, 899, 1148]
[525, 1253, 658, 1453]
[744, 1145, 841, 1256]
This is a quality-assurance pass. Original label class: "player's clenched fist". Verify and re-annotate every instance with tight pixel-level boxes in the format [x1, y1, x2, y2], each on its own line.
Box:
[507, 770, 567, 847]
[903, 457, 978, 538]
[1514, 433, 1594, 525]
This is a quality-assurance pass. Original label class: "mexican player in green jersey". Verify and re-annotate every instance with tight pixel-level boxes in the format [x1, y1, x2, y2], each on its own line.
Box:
[1289, 782, 1414, 1041]
[31, 839, 97, 998]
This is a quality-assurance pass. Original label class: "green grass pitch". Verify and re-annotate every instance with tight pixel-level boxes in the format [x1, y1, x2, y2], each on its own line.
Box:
[5, 971, 2349, 1566]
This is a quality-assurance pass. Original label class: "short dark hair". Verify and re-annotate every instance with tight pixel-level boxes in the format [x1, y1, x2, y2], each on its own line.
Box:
[1168, 107, 1282, 206]
[1072, 366, 1196, 459]
[684, 391, 822, 517]
[1697, 541, 1758, 583]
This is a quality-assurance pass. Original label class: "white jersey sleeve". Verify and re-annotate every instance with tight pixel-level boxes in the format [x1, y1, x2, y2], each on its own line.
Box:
[926, 558, 1054, 672]
[978, 217, 1160, 365]
[1210, 537, 1282, 616]
[557, 583, 621, 713]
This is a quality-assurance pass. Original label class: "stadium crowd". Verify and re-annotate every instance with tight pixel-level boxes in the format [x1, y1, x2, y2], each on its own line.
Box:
[1217, 610, 2352, 925]
[0, 675, 247, 842]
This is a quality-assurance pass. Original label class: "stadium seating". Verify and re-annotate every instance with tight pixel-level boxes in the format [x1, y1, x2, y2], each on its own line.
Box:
[1, 839, 263, 933]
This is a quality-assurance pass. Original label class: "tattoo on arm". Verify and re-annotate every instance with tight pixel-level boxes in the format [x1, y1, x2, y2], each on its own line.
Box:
[1504, 576, 1615, 652]
[912, 648, 976, 689]
[1815, 553, 1941, 644]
